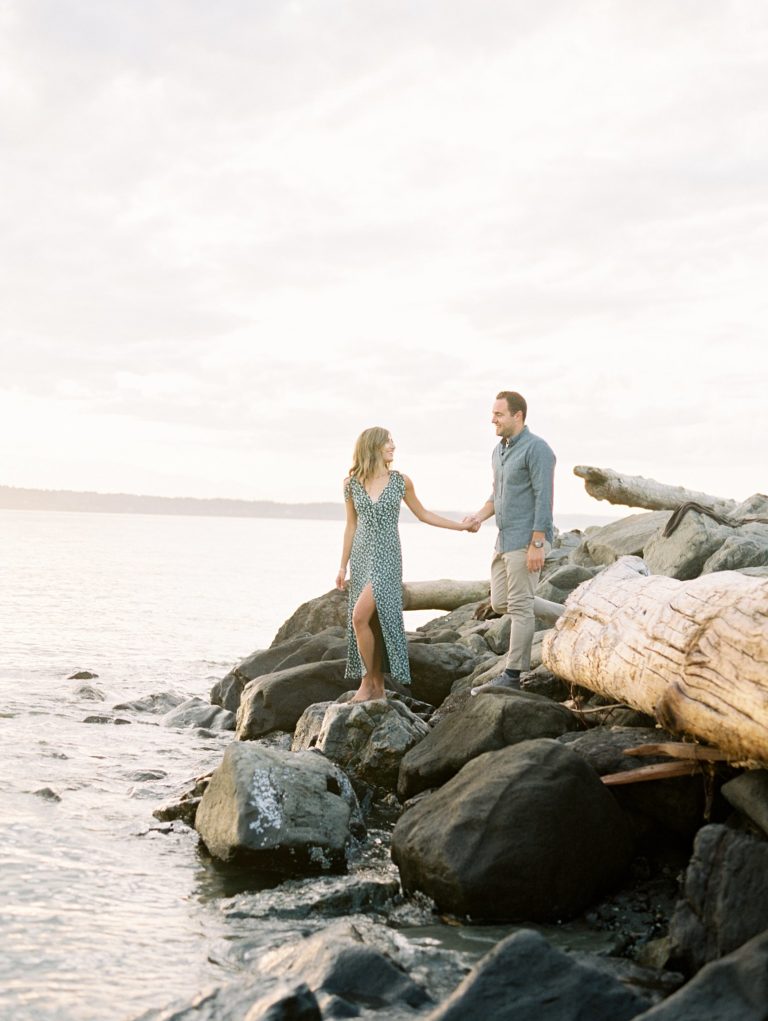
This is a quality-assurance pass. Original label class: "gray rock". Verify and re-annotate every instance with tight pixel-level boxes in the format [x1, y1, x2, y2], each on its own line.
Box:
[257, 919, 431, 1012]
[415, 601, 486, 637]
[392, 739, 633, 921]
[221, 873, 400, 921]
[113, 691, 186, 714]
[68, 669, 99, 680]
[195, 743, 364, 874]
[721, 770, 768, 836]
[292, 696, 429, 791]
[425, 928, 649, 1021]
[668, 823, 768, 974]
[235, 660, 350, 740]
[701, 531, 768, 574]
[484, 615, 511, 654]
[739, 565, 768, 577]
[34, 787, 61, 802]
[271, 589, 348, 646]
[398, 690, 578, 800]
[406, 642, 478, 706]
[644, 510, 732, 579]
[131, 981, 321, 1021]
[73, 683, 105, 700]
[571, 512, 672, 568]
[631, 928, 768, 1021]
[162, 697, 236, 731]
[536, 563, 598, 603]
[456, 632, 494, 658]
[211, 628, 342, 711]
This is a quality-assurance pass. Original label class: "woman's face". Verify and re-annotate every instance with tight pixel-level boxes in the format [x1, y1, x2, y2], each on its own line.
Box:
[382, 434, 395, 464]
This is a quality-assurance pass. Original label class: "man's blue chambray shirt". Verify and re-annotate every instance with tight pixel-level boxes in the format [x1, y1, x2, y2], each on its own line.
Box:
[488, 425, 556, 553]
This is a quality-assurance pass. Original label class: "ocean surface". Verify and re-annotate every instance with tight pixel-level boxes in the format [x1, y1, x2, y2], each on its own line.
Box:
[0, 508, 611, 1021]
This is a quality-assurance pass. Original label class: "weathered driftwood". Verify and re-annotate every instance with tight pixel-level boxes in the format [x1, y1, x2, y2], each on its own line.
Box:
[542, 557, 768, 764]
[402, 580, 565, 624]
[573, 465, 737, 515]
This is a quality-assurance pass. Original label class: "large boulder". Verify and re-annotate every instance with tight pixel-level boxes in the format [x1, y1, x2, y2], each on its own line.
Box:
[398, 690, 578, 800]
[211, 627, 345, 711]
[391, 739, 633, 921]
[292, 696, 429, 791]
[235, 660, 350, 739]
[425, 928, 649, 1021]
[271, 589, 347, 646]
[406, 642, 477, 705]
[643, 510, 732, 579]
[571, 512, 671, 568]
[536, 563, 598, 603]
[667, 824, 768, 974]
[631, 928, 768, 1021]
[194, 743, 364, 874]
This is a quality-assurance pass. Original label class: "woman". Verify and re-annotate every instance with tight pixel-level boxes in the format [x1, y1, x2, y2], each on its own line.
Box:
[335, 427, 474, 702]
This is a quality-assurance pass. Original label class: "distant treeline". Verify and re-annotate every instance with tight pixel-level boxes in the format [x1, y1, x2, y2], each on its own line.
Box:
[0, 484, 349, 520]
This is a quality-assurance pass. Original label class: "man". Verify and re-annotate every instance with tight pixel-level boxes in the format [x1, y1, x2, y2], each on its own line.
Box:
[465, 391, 556, 692]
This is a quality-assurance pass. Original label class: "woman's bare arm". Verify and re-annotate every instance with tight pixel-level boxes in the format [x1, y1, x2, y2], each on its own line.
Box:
[403, 475, 472, 531]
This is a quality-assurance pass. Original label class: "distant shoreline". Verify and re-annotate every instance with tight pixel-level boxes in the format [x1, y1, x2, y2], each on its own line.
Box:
[0, 484, 616, 529]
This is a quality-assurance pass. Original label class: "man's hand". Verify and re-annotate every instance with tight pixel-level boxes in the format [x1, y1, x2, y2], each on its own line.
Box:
[462, 514, 482, 533]
[526, 546, 546, 572]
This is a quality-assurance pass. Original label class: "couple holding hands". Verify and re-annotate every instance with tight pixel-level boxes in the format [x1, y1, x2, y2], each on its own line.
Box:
[335, 391, 556, 702]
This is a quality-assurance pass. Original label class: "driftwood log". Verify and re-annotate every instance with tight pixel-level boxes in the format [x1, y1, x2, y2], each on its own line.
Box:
[402, 580, 564, 625]
[573, 465, 737, 515]
[542, 557, 768, 764]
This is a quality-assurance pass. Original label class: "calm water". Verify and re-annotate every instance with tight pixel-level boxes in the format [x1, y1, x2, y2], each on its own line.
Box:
[0, 508, 604, 1021]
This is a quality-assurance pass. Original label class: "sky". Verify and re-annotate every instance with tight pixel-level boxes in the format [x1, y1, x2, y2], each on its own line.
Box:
[1, 0, 766, 516]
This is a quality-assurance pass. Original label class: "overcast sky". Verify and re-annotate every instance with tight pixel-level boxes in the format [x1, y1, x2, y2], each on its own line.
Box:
[2, 0, 766, 516]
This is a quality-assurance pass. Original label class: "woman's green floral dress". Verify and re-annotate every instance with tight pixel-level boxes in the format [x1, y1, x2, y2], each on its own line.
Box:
[343, 470, 411, 685]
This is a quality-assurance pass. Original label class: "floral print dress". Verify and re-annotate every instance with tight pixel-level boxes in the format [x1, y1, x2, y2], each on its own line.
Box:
[343, 470, 411, 685]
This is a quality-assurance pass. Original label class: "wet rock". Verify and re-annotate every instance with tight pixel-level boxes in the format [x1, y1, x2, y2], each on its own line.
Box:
[406, 642, 478, 706]
[83, 715, 114, 724]
[257, 919, 431, 1012]
[235, 660, 350, 740]
[33, 787, 61, 802]
[721, 769, 768, 836]
[153, 774, 210, 827]
[643, 510, 732, 579]
[195, 743, 364, 875]
[271, 589, 348, 646]
[112, 691, 186, 714]
[73, 683, 105, 700]
[668, 823, 768, 974]
[162, 697, 236, 731]
[631, 928, 768, 1021]
[292, 696, 429, 791]
[568, 953, 683, 1007]
[425, 928, 649, 1021]
[221, 872, 400, 921]
[392, 739, 633, 922]
[398, 690, 578, 800]
[570, 512, 672, 569]
[68, 669, 99, 680]
[132, 980, 321, 1021]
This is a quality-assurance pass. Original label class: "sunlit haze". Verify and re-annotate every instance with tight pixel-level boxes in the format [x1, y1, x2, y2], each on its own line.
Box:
[2, 1, 766, 515]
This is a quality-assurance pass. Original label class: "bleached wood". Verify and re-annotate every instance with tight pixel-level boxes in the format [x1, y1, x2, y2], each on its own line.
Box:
[573, 465, 737, 514]
[542, 557, 768, 764]
[401, 580, 565, 623]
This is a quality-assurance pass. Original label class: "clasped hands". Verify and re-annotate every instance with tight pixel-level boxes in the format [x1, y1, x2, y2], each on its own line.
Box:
[462, 514, 482, 533]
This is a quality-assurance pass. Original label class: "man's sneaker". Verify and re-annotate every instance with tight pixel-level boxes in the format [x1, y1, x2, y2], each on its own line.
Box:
[470, 673, 522, 696]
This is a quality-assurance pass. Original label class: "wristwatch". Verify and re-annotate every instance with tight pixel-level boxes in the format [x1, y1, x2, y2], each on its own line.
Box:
[531, 540, 544, 549]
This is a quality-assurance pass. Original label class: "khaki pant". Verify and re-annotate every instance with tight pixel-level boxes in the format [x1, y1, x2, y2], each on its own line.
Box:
[490, 544, 550, 672]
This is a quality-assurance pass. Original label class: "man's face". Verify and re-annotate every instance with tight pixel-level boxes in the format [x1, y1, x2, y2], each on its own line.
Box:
[491, 398, 521, 439]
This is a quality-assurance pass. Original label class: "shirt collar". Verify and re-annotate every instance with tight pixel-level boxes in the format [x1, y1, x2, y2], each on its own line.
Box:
[500, 425, 528, 451]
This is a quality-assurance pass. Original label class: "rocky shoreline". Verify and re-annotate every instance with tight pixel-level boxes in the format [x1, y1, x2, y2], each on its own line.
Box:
[134, 501, 768, 1021]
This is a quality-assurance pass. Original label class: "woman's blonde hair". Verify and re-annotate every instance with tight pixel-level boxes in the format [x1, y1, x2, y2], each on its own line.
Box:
[349, 426, 391, 485]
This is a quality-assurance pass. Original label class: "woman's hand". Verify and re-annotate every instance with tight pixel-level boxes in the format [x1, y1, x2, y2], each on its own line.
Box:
[335, 568, 347, 590]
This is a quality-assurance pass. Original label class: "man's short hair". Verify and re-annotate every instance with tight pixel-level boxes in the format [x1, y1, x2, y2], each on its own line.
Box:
[496, 391, 527, 421]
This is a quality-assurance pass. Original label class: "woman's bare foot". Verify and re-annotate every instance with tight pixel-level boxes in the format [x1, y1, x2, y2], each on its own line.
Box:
[349, 675, 386, 702]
